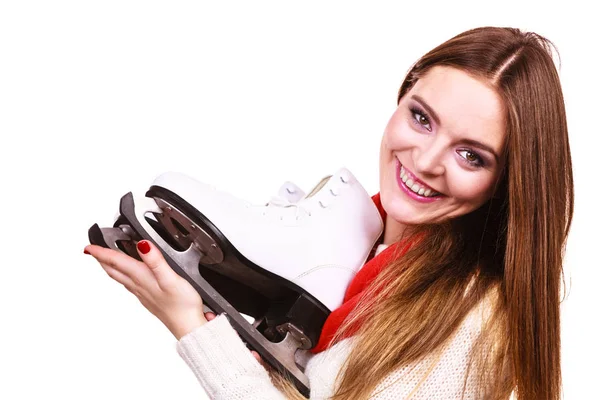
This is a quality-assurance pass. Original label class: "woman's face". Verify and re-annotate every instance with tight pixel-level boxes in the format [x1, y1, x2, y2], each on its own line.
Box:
[379, 66, 506, 234]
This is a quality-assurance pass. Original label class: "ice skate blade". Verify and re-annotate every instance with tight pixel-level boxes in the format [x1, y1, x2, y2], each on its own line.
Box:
[277, 322, 311, 349]
[153, 197, 224, 265]
[115, 192, 311, 396]
[89, 216, 144, 260]
[89, 224, 133, 251]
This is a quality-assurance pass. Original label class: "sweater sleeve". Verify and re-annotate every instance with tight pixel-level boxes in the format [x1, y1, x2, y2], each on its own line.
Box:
[176, 314, 287, 400]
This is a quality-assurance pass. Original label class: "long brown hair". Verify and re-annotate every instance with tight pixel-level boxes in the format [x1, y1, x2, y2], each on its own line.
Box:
[276, 27, 573, 399]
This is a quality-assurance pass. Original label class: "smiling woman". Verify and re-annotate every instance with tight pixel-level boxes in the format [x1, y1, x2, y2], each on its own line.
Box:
[86, 26, 573, 400]
[327, 27, 573, 400]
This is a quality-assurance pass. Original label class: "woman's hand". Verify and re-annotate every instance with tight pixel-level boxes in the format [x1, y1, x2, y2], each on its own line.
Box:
[85, 240, 265, 365]
[84, 240, 207, 340]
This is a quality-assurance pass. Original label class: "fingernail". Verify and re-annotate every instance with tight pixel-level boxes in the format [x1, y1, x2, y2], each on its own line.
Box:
[83, 249, 90, 255]
[137, 240, 151, 254]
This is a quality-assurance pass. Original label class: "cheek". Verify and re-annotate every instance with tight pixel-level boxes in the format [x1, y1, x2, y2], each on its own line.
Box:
[447, 169, 497, 205]
[383, 117, 414, 152]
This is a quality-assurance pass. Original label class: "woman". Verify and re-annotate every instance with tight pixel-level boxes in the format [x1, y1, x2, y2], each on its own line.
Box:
[85, 26, 573, 399]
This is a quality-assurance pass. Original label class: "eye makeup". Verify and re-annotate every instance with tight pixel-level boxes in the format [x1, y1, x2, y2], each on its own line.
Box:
[409, 105, 433, 132]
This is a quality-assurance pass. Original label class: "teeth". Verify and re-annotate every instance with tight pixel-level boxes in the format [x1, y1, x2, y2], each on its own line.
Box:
[399, 163, 439, 197]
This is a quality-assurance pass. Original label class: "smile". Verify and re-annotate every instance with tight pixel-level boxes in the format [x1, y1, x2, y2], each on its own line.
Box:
[395, 159, 443, 203]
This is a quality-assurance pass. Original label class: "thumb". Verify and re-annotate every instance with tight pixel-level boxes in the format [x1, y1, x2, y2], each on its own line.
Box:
[136, 240, 174, 284]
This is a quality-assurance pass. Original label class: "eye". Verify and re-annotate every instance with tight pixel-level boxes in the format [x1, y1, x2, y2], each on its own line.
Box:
[457, 149, 485, 167]
[409, 106, 432, 131]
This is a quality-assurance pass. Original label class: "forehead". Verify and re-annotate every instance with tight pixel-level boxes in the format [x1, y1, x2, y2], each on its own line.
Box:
[409, 66, 506, 149]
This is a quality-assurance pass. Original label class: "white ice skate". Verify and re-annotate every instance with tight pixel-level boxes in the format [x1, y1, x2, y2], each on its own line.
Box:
[88, 168, 382, 396]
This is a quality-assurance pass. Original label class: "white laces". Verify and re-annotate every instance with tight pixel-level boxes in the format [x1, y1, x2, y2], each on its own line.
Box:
[264, 196, 312, 219]
[247, 172, 350, 220]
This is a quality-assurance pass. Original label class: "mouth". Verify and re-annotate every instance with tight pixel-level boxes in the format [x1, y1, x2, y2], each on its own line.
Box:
[395, 159, 444, 202]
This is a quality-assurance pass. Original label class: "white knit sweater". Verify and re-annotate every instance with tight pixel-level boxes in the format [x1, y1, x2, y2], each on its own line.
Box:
[176, 301, 491, 399]
[175, 245, 494, 399]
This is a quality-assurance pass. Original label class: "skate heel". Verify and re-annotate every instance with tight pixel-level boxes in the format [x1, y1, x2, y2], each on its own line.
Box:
[260, 293, 329, 349]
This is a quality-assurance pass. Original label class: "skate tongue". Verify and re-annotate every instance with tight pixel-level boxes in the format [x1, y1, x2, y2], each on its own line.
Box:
[276, 181, 305, 203]
[303, 175, 332, 199]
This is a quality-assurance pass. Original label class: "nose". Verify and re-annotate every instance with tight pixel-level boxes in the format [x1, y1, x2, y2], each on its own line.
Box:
[413, 140, 446, 176]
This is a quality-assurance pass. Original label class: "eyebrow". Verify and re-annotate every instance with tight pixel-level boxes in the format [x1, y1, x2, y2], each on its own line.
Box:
[410, 94, 501, 163]
[412, 95, 441, 126]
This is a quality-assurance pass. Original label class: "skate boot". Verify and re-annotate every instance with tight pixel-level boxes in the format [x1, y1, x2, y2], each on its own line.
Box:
[101, 180, 305, 263]
[88, 168, 383, 396]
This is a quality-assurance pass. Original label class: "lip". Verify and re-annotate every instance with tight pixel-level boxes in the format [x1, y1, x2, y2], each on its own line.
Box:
[395, 159, 443, 203]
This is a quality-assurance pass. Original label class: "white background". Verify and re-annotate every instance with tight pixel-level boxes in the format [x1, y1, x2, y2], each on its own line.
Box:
[1, 1, 597, 399]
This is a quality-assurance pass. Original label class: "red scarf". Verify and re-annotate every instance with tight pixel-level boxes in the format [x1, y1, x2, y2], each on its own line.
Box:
[311, 193, 410, 353]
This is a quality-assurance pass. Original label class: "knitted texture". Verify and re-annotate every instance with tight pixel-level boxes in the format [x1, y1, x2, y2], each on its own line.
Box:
[176, 295, 493, 399]
[176, 315, 286, 399]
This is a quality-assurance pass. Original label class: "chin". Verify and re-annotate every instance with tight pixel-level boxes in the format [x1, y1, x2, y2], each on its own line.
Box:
[390, 205, 432, 226]
[380, 188, 425, 224]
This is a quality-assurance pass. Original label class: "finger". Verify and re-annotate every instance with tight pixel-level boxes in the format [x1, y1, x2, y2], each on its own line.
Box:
[251, 351, 265, 367]
[85, 244, 136, 267]
[205, 312, 217, 321]
[135, 240, 177, 287]
[99, 262, 137, 294]
[85, 244, 157, 290]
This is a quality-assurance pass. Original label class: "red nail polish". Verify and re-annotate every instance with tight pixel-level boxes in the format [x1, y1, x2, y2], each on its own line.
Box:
[137, 240, 151, 254]
[84, 249, 90, 255]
